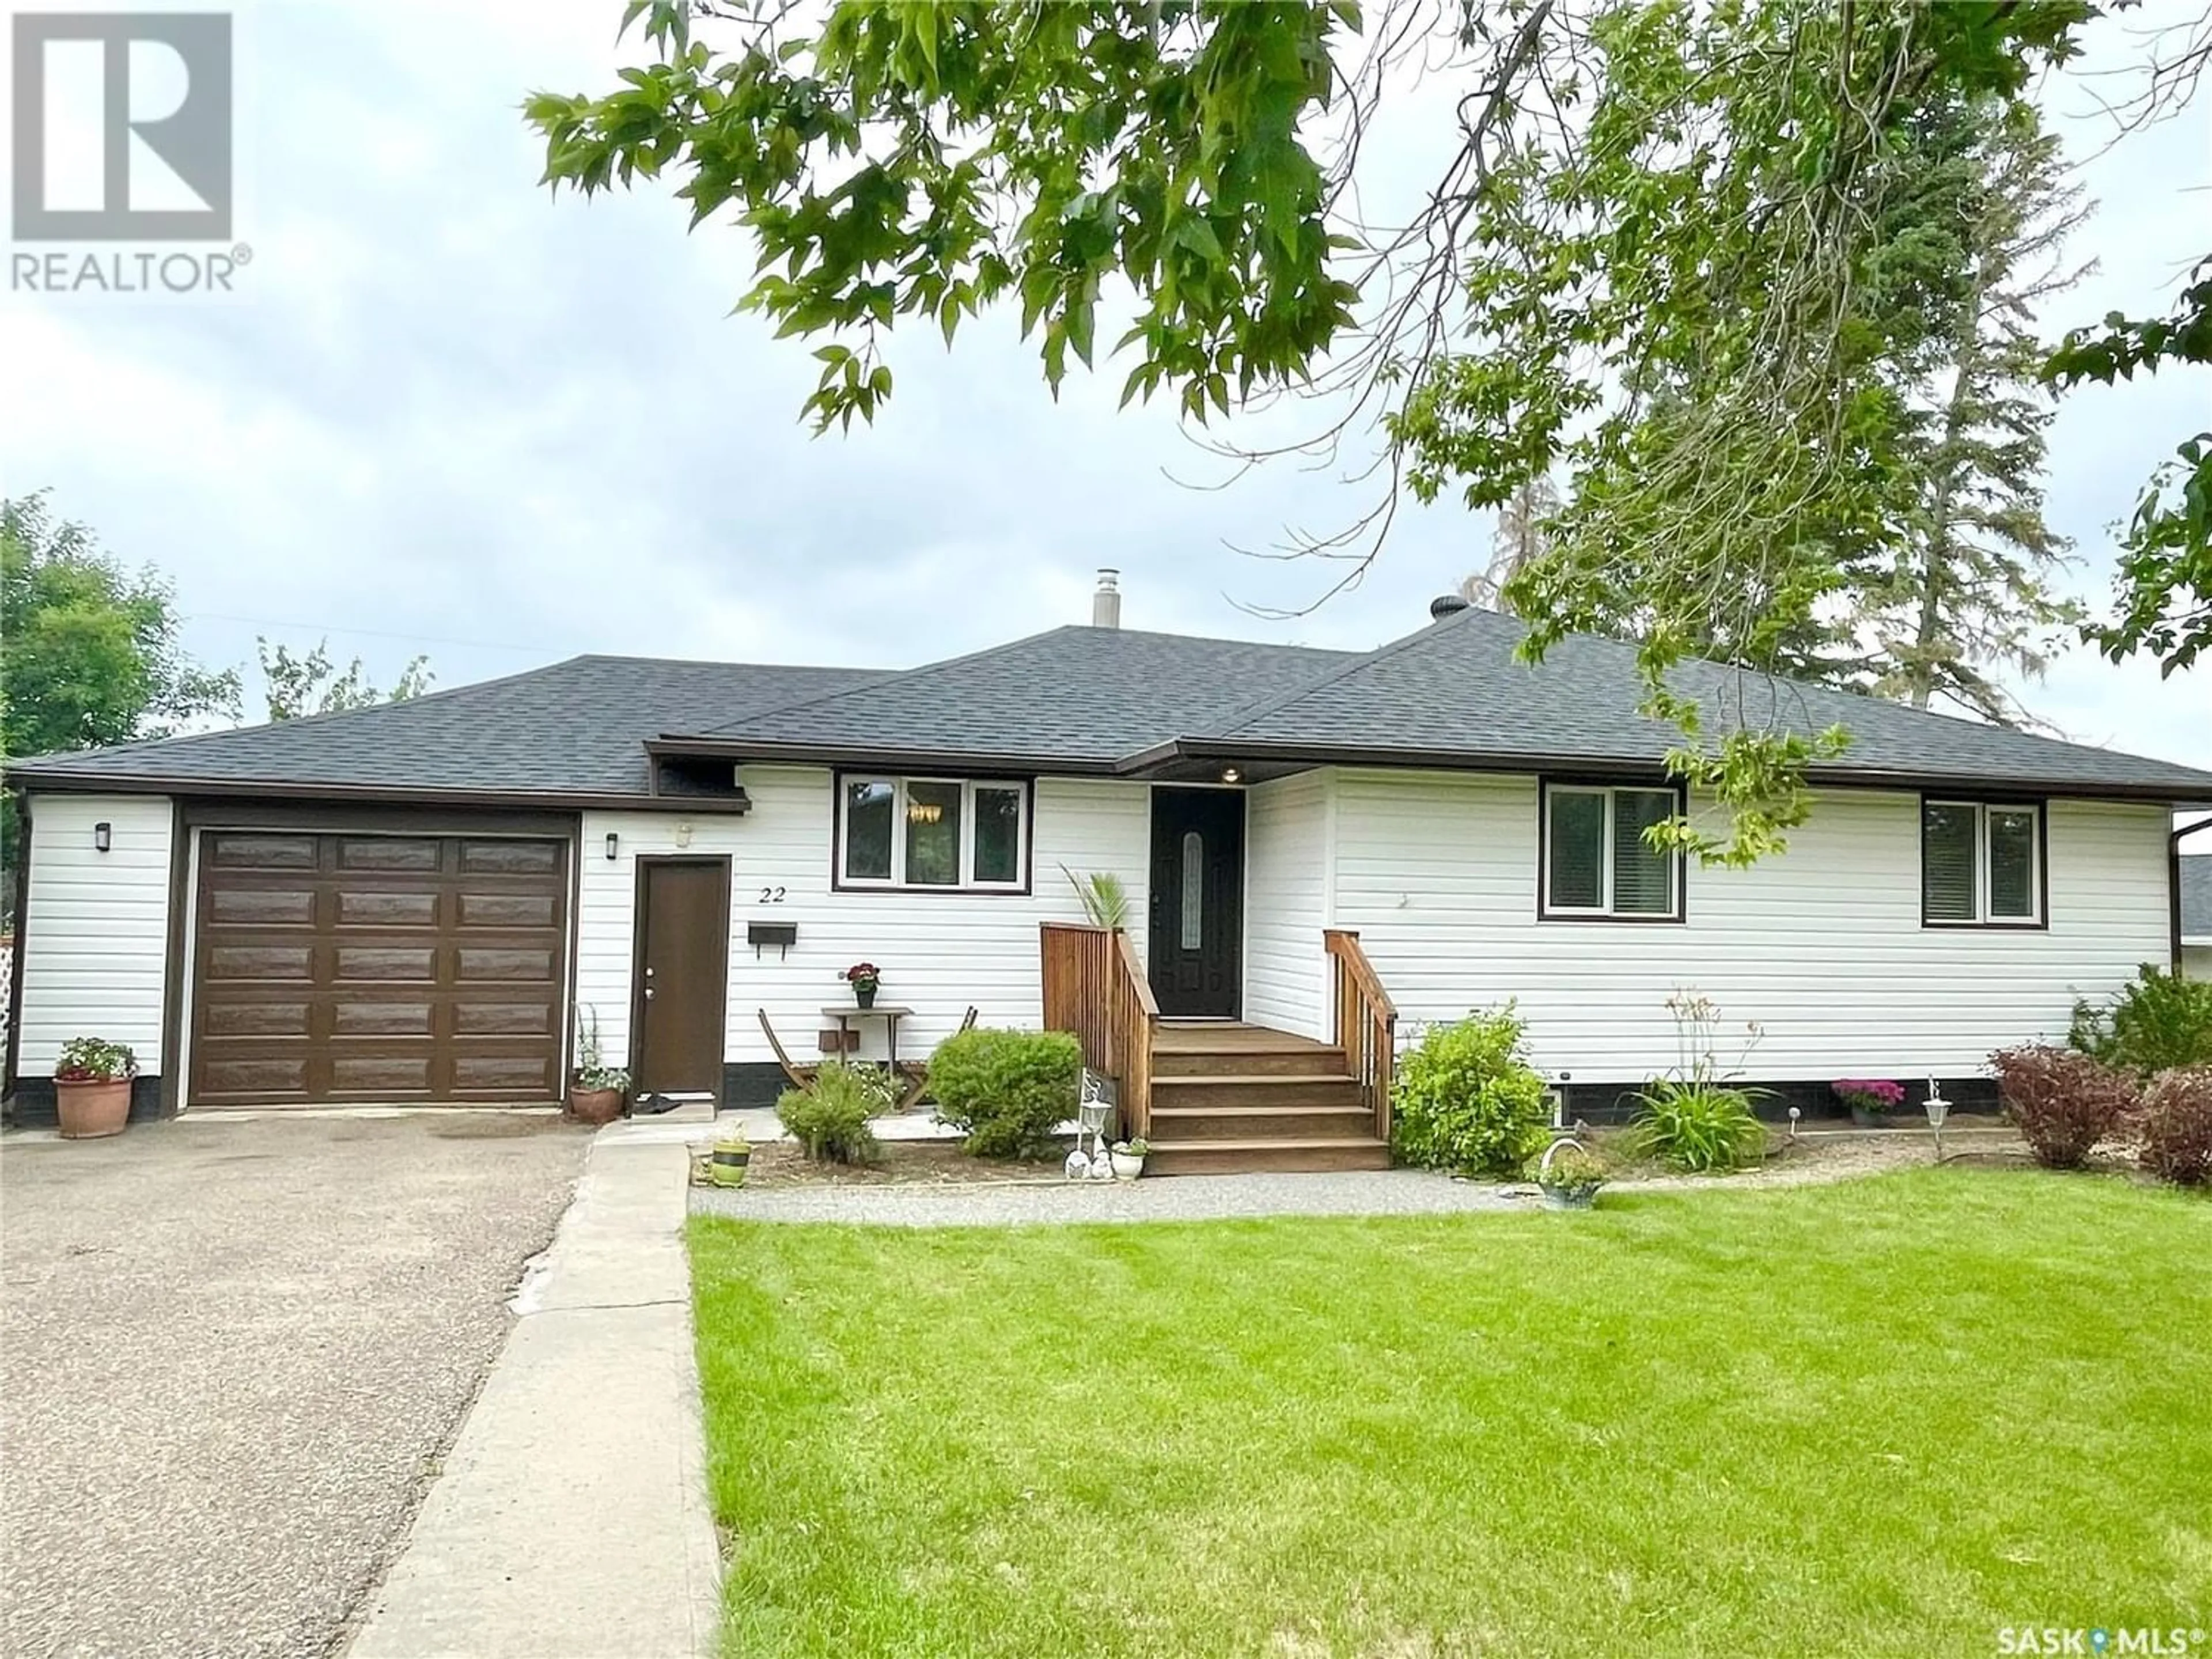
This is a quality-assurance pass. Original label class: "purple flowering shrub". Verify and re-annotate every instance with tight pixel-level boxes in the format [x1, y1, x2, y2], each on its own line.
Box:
[1831, 1078, 1906, 1113]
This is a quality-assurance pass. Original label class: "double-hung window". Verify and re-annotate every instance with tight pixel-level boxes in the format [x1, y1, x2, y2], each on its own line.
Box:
[838, 776, 1028, 891]
[1921, 800, 2041, 926]
[1541, 782, 1683, 920]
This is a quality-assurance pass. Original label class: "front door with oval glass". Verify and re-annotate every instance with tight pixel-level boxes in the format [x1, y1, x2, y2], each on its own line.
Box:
[1147, 787, 1244, 1018]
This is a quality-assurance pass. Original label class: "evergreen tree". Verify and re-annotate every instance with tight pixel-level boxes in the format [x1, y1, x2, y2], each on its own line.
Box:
[1867, 101, 2090, 725]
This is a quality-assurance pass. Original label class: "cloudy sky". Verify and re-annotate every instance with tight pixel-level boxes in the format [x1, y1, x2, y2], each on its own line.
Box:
[3, 1, 2207, 769]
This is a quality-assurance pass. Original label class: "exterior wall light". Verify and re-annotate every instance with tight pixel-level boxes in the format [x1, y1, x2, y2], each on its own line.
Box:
[93, 821, 112, 853]
[604, 832, 619, 862]
[1219, 766, 1243, 785]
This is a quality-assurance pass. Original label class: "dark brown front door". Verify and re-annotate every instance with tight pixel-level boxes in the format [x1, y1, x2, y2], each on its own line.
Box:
[190, 830, 569, 1107]
[632, 858, 730, 1096]
[1147, 787, 1244, 1018]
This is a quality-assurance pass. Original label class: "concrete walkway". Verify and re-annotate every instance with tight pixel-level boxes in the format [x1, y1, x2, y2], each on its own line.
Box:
[346, 1129, 719, 1659]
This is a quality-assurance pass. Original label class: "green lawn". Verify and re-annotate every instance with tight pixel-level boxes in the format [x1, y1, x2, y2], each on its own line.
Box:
[689, 1170, 2211, 1657]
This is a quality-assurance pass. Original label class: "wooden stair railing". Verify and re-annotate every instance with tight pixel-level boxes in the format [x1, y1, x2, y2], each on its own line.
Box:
[1324, 929, 1397, 1141]
[1040, 922, 1158, 1139]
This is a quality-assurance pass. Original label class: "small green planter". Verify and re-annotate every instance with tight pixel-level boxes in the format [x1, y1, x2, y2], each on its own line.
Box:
[709, 1137, 752, 1188]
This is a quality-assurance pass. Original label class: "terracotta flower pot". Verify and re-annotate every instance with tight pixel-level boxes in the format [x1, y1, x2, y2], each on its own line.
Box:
[567, 1086, 626, 1126]
[56, 1078, 132, 1139]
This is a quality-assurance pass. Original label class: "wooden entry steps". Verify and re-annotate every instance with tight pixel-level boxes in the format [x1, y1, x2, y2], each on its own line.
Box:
[1145, 1023, 1391, 1175]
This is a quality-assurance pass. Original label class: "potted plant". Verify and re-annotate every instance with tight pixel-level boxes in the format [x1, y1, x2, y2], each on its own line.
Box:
[1109, 1137, 1148, 1180]
[1533, 1139, 1608, 1210]
[1832, 1077, 1905, 1128]
[568, 1006, 629, 1126]
[54, 1037, 136, 1139]
[709, 1132, 752, 1187]
[842, 961, 882, 1010]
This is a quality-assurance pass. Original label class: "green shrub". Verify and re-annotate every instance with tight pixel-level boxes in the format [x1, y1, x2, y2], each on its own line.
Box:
[2069, 965, 2212, 1077]
[777, 1062, 881, 1164]
[2138, 1066, 2212, 1186]
[927, 1028, 1082, 1159]
[1630, 1078, 1767, 1172]
[1390, 1006, 1552, 1177]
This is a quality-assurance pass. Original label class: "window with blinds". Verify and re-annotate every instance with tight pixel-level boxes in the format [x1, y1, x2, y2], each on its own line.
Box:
[1922, 800, 2042, 925]
[1542, 783, 1683, 920]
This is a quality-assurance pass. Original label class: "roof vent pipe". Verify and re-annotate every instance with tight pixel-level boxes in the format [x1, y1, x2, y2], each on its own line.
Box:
[1429, 592, 1471, 621]
[1093, 568, 1122, 629]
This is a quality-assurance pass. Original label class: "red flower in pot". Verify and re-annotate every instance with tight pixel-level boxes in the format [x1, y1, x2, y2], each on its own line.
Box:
[842, 962, 882, 1009]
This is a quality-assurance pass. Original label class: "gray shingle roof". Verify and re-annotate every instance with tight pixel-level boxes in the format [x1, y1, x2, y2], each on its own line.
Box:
[7, 656, 880, 798]
[2184, 855, 2212, 941]
[1184, 607, 2212, 798]
[695, 626, 1360, 764]
[13, 611, 2212, 805]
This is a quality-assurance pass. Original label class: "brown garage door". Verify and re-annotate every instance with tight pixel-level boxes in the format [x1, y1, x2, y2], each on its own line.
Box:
[190, 830, 570, 1107]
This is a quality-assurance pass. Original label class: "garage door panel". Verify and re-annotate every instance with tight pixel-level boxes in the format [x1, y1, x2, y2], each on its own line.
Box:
[204, 944, 315, 981]
[207, 833, 318, 870]
[456, 946, 555, 982]
[453, 1054, 559, 1092]
[454, 1000, 556, 1036]
[192, 830, 569, 1108]
[338, 889, 440, 927]
[331, 1055, 436, 1094]
[461, 840, 560, 875]
[199, 1001, 313, 1037]
[331, 1001, 436, 1036]
[458, 892, 558, 929]
[208, 887, 316, 926]
[336, 837, 442, 872]
[335, 945, 438, 982]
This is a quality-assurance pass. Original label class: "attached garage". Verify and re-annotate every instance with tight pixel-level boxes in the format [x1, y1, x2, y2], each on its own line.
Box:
[189, 828, 571, 1108]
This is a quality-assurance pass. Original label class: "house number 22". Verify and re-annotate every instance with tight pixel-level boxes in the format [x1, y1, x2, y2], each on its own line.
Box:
[758, 886, 786, 904]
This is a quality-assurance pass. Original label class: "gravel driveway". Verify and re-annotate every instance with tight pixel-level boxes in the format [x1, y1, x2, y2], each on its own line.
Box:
[0, 1112, 588, 1659]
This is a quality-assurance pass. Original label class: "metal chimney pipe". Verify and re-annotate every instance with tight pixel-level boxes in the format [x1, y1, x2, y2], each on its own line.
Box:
[1092, 568, 1122, 629]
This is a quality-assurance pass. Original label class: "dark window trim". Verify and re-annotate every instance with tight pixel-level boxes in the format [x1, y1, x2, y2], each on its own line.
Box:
[828, 768, 1036, 896]
[1918, 793, 2050, 931]
[1536, 775, 1689, 924]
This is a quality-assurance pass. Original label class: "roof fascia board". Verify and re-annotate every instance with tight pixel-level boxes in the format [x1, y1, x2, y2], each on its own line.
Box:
[650, 736, 1122, 776]
[11, 772, 753, 815]
[1120, 738, 2212, 805]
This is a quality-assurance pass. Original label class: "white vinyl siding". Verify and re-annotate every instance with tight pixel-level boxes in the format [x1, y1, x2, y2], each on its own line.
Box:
[2183, 944, 2212, 983]
[577, 769, 1149, 1071]
[17, 794, 175, 1075]
[1243, 771, 1332, 1039]
[1330, 769, 2169, 1083]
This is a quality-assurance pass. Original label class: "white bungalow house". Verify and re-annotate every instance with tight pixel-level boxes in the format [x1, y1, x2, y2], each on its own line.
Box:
[9, 577, 2210, 1172]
